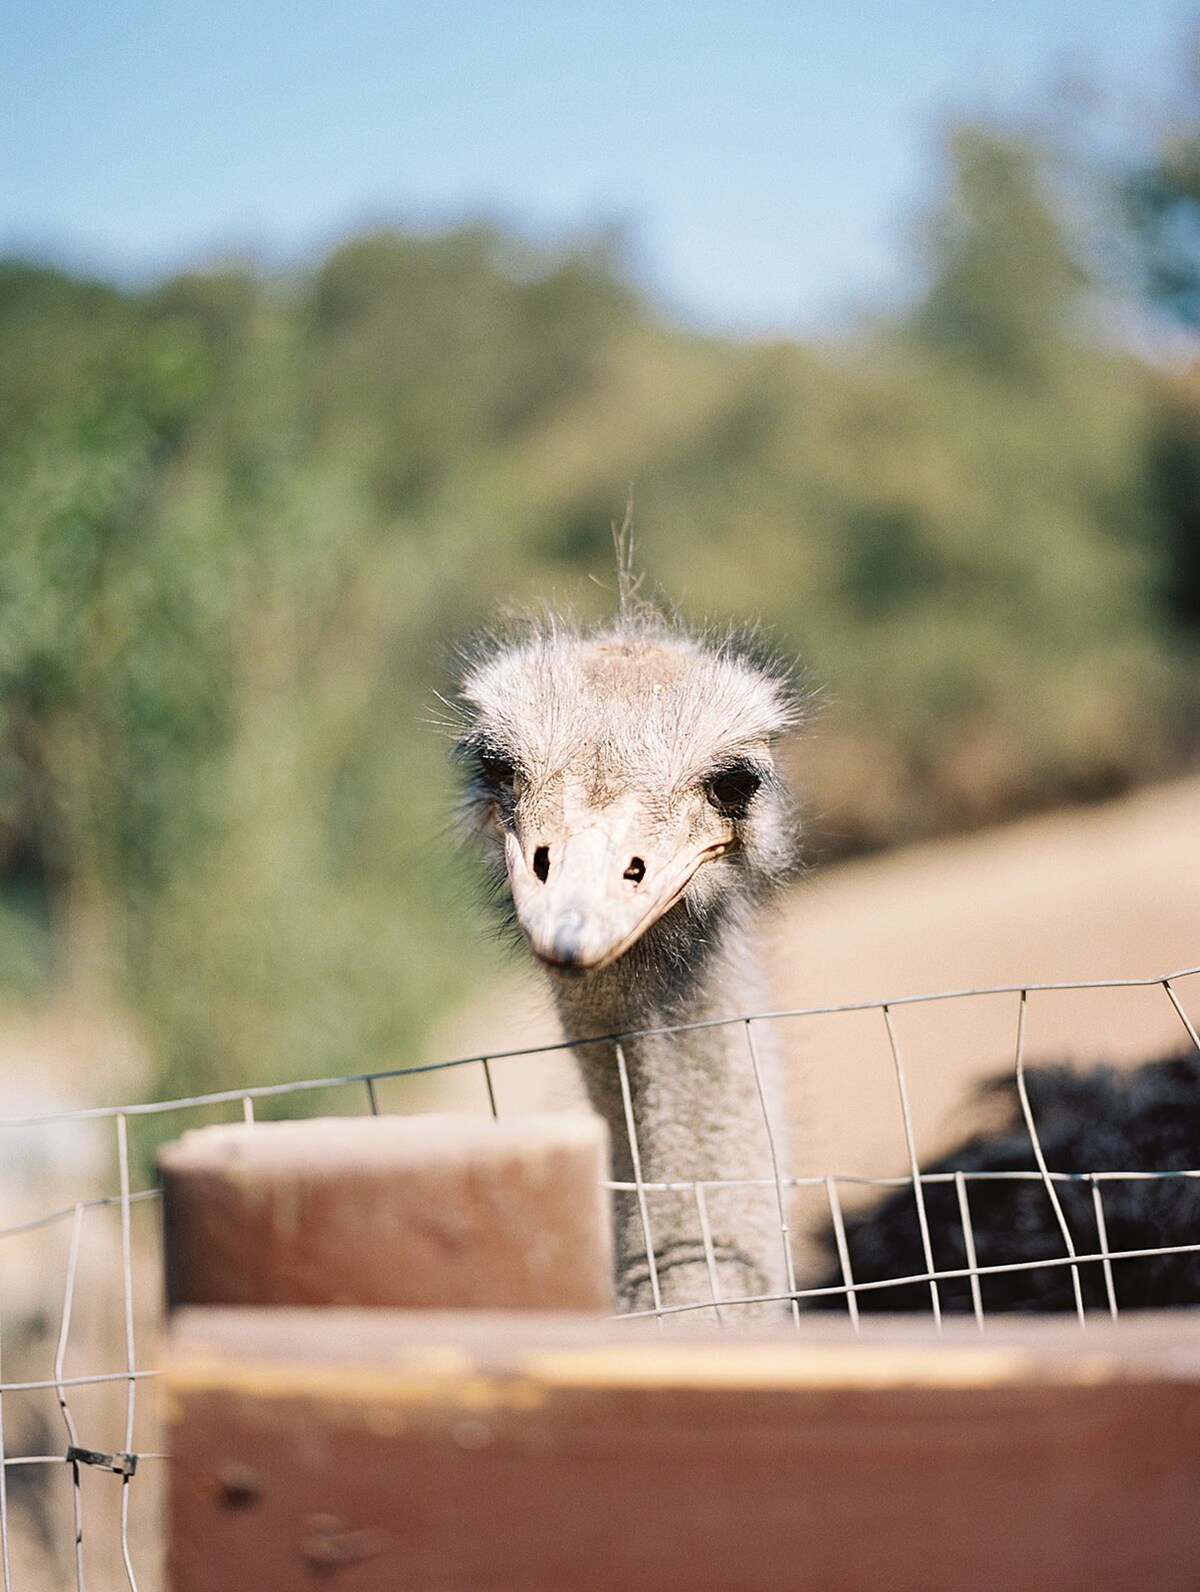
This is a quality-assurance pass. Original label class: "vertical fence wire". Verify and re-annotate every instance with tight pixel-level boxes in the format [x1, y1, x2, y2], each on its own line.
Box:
[116, 1115, 139, 1592]
[614, 1042, 662, 1320]
[1164, 980, 1200, 1051]
[1090, 1177, 1119, 1321]
[54, 1204, 86, 1592]
[953, 1170, 985, 1331]
[1011, 991, 1086, 1326]
[364, 1076, 380, 1116]
[881, 1005, 942, 1327]
[693, 1184, 724, 1326]
[241, 1096, 254, 1125]
[823, 1177, 859, 1331]
[744, 1021, 800, 1326]
[480, 1059, 498, 1120]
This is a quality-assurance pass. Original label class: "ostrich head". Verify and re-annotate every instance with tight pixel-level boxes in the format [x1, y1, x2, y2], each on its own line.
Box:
[454, 612, 802, 985]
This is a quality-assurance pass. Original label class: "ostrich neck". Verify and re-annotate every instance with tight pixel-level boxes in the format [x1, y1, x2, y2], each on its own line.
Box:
[551, 917, 773, 1181]
[549, 913, 791, 1315]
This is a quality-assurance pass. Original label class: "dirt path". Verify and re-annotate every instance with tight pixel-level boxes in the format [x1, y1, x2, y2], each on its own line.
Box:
[770, 775, 1199, 1241]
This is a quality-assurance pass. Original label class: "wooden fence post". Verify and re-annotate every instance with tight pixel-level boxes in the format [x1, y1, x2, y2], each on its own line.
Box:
[158, 1112, 613, 1311]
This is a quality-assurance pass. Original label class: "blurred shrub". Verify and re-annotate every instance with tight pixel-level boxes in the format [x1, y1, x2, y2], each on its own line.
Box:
[0, 124, 1196, 1100]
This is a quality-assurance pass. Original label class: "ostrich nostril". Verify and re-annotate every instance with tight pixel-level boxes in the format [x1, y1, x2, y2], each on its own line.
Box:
[623, 856, 646, 885]
[532, 845, 550, 883]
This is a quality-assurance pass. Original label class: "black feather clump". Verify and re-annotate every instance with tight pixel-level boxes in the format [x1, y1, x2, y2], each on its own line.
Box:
[805, 1048, 1200, 1314]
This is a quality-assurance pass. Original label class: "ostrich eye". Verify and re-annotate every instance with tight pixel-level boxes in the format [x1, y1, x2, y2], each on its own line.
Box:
[477, 751, 517, 795]
[705, 763, 762, 819]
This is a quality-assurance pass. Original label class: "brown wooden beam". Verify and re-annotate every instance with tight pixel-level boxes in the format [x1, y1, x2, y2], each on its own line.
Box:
[163, 1308, 1200, 1592]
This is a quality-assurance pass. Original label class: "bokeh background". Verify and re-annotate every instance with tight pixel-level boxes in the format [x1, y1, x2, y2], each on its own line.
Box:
[2, 1, 1199, 1113]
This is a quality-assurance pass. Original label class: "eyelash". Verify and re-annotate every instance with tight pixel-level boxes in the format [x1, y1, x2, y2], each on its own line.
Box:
[477, 752, 517, 795]
[704, 764, 762, 818]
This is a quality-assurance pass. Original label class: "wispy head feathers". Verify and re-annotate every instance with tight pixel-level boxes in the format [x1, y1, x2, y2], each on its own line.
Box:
[450, 604, 807, 906]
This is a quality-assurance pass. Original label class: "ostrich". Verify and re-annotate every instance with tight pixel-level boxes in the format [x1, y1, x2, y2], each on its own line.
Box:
[454, 606, 804, 1315]
[806, 1046, 1200, 1314]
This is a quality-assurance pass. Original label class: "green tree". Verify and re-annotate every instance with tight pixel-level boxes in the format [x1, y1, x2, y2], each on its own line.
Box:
[1123, 45, 1200, 329]
[909, 125, 1089, 380]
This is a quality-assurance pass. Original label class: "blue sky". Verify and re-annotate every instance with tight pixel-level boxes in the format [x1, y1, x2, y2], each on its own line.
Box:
[2, 1, 1192, 332]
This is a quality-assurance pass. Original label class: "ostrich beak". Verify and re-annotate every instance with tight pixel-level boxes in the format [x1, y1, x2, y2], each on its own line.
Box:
[504, 820, 731, 972]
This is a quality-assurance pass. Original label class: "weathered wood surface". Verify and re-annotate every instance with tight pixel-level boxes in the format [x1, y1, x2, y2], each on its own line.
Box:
[163, 1309, 1200, 1592]
[158, 1113, 613, 1311]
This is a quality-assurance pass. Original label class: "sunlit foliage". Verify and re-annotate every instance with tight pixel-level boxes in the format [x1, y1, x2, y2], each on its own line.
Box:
[0, 119, 1196, 1099]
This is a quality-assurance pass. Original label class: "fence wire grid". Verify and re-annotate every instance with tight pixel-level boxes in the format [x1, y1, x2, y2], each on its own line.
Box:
[0, 961, 1198, 1587]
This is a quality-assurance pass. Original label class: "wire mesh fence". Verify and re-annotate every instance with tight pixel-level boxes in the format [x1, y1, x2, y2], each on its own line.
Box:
[0, 962, 1197, 1586]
